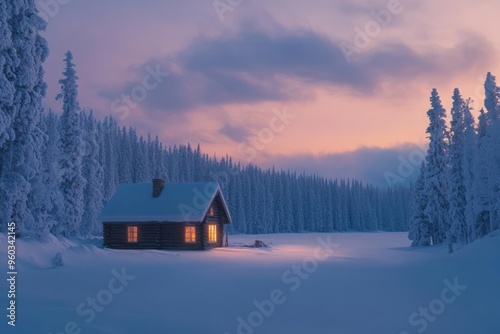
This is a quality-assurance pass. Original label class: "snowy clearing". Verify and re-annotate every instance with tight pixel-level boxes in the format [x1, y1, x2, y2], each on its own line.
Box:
[1, 232, 499, 334]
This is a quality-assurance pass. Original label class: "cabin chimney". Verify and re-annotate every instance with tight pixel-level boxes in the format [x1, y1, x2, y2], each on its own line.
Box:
[152, 178, 165, 198]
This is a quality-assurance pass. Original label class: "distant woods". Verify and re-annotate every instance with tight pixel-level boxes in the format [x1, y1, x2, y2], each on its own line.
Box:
[2, 106, 412, 238]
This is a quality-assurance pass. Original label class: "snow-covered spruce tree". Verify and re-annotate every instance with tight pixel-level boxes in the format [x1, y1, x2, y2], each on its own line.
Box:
[483, 73, 500, 232]
[27, 112, 55, 240]
[0, 1, 49, 236]
[0, 0, 14, 234]
[473, 107, 492, 237]
[102, 116, 119, 201]
[0, 0, 15, 153]
[484, 117, 500, 232]
[408, 162, 431, 246]
[57, 51, 85, 237]
[283, 176, 295, 232]
[423, 89, 449, 246]
[447, 89, 468, 248]
[81, 111, 104, 236]
[118, 126, 133, 184]
[153, 136, 166, 179]
[462, 98, 477, 242]
[96, 120, 106, 205]
[146, 134, 153, 179]
[137, 135, 151, 182]
[484, 72, 500, 122]
[38, 110, 65, 237]
[127, 127, 141, 182]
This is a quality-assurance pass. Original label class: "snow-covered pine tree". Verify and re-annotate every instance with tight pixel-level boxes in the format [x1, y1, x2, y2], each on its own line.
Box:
[152, 135, 165, 179]
[29, 110, 66, 240]
[0, 0, 15, 152]
[484, 72, 500, 122]
[0, 0, 13, 234]
[147, 134, 155, 180]
[447, 89, 467, 249]
[102, 116, 119, 200]
[27, 112, 54, 240]
[283, 176, 295, 232]
[57, 51, 85, 237]
[483, 73, 500, 231]
[484, 117, 500, 232]
[118, 126, 133, 184]
[81, 111, 104, 236]
[0, 0, 49, 236]
[408, 162, 430, 246]
[473, 108, 491, 237]
[462, 98, 477, 242]
[127, 127, 140, 182]
[423, 89, 449, 246]
[38, 110, 64, 236]
[96, 120, 106, 205]
[135, 135, 151, 182]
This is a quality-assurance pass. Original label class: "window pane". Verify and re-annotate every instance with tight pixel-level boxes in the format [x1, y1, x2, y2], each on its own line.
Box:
[128, 226, 138, 243]
[185, 226, 196, 243]
[208, 224, 217, 243]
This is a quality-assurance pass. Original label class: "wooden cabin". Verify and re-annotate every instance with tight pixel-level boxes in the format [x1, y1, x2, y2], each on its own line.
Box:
[100, 179, 232, 250]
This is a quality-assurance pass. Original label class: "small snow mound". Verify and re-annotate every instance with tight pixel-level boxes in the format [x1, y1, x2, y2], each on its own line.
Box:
[51, 252, 64, 268]
[242, 240, 271, 248]
[0, 233, 105, 269]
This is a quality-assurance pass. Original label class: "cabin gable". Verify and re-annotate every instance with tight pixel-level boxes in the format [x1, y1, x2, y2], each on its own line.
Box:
[202, 193, 228, 248]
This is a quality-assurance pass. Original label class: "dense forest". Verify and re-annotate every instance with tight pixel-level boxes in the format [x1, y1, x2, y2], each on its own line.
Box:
[409, 76, 500, 251]
[2, 101, 411, 238]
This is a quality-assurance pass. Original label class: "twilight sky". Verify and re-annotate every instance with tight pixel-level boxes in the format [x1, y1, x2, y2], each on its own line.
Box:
[38, 0, 500, 186]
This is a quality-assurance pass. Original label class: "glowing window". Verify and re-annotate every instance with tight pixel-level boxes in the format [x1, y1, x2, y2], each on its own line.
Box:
[127, 226, 138, 243]
[185, 226, 196, 243]
[209, 207, 214, 216]
[208, 224, 217, 243]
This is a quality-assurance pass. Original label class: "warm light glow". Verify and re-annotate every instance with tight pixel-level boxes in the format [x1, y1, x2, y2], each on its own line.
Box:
[185, 226, 196, 243]
[208, 224, 217, 243]
[127, 226, 138, 243]
[209, 207, 214, 216]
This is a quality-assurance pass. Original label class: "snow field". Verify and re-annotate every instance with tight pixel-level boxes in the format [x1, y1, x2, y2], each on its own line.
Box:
[0, 232, 499, 334]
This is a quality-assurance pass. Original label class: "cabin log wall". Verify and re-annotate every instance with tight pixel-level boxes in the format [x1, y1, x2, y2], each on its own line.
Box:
[159, 223, 203, 250]
[102, 192, 230, 250]
[103, 223, 159, 249]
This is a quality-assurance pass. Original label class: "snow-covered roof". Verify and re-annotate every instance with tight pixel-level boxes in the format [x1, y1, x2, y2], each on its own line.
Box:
[100, 182, 232, 224]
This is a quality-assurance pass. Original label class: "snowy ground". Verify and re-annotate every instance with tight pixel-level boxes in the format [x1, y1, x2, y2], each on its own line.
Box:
[1, 231, 499, 334]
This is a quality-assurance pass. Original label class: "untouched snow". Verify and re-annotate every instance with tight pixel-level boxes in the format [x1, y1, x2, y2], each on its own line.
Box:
[0, 232, 499, 334]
